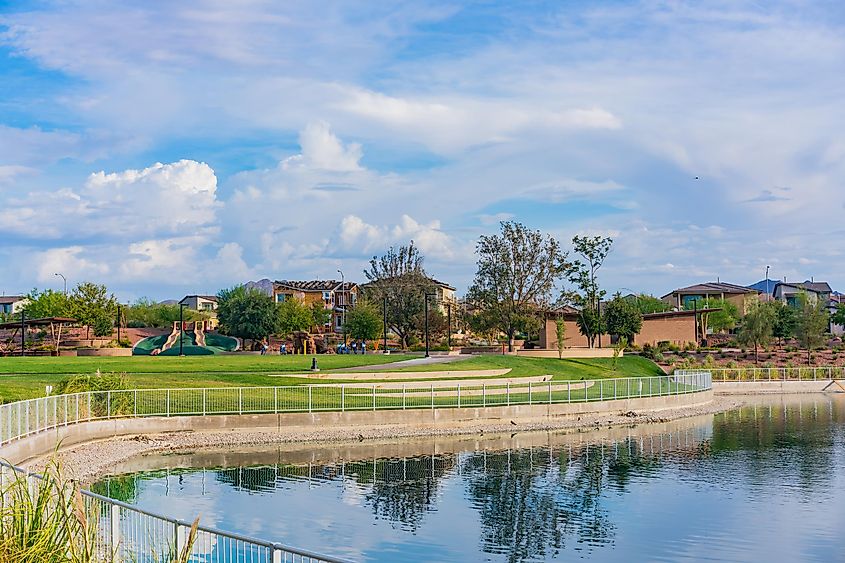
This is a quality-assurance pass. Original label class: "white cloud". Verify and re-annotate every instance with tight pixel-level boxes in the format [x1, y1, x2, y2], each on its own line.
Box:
[297, 121, 362, 172]
[336, 214, 456, 260]
[0, 160, 218, 240]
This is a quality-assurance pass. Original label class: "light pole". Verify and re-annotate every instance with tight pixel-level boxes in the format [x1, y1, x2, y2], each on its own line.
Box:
[424, 292, 435, 358]
[383, 295, 388, 354]
[446, 302, 452, 350]
[337, 269, 345, 343]
[116, 303, 122, 345]
[179, 303, 185, 356]
[54, 272, 67, 295]
[765, 265, 771, 301]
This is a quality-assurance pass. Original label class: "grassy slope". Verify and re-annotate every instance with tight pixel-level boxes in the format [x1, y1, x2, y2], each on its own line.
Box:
[388, 355, 665, 380]
[0, 354, 665, 403]
[0, 355, 414, 402]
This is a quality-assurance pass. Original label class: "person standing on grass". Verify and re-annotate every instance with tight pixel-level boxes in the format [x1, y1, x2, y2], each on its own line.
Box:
[361, 341, 366, 354]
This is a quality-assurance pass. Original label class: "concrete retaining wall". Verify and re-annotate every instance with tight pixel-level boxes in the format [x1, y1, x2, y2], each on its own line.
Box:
[713, 380, 845, 394]
[516, 348, 617, 359]
[0, 390, 712, 466]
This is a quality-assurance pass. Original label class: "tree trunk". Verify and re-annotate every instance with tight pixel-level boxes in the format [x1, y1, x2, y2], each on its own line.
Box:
[507, 330, 514, 352]
[754, 343, 758, 365]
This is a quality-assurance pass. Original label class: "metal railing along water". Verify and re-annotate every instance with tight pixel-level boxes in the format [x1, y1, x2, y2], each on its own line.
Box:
[706, 366, 844, 382]
[0, 371, 712, 562]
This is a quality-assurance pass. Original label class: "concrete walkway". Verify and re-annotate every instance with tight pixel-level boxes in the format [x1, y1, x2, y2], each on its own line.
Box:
[341, 354, 474, 372]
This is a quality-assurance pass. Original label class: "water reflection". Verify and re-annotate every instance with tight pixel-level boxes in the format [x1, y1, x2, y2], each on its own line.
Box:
[94, 394, 845, 562]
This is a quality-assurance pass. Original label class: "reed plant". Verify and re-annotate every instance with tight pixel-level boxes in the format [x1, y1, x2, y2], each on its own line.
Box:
[0, 458, 197, 562]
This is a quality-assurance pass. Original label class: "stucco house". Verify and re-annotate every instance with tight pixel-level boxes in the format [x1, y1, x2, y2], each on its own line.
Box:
[772, 281, 831, 307]
[272, 280, 358, 334]
[661, 282, 759, 314]
[0, 296, 28, 316]
[359, 276, 457, 315]
[178, 295, 218, 314]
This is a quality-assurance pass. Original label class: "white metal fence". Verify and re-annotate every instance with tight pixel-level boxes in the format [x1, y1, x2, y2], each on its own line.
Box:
[0, 373, 712, 447]
[706, 366, 845, 382]
[0, 372, 711, 562]
[0, 460, 348, 563]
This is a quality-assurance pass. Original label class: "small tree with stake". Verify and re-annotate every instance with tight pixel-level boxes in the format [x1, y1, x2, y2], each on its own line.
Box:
[795, 291, 829, 365]
[737, 301, 775, 365]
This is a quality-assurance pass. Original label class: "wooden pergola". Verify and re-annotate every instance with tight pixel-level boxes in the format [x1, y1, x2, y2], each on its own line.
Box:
[0, 317, 77, 355]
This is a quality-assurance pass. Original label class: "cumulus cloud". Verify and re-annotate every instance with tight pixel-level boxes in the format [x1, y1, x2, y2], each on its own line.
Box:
[0, 160, 219, 240]
[296, 121, 362, 172]
[336, 214, 456, 260]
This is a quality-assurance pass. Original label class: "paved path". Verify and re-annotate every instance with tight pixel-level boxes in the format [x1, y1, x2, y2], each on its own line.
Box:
[342, 354, 474, 372]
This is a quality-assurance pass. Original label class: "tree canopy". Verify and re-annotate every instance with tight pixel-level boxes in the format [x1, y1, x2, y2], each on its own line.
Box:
[737, 301, 775, 364]
[567, 235, 612, 347]
[468, 222, 570, 351]
[343, 300, 383, 343]
[604, 296, 643, 343]
[362, 241, 434, 348]
[22, 288, 72, 319]
[795, 291, 829, 365]
[216, 285, 279, 344]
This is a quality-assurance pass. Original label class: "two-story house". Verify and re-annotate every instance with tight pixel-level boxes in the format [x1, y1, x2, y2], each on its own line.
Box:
[661, 282, 759, 314]
[272, 280, 358, 334]
[772, 281, 832, 308]
[0, 296, 28, 316]
[359, 276, 457, 315]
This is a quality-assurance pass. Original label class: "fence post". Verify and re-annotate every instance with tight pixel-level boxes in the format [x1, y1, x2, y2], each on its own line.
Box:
[175, 522, 186, 556]
[528, 381, 531, 405]
[584, 380, 588, 402]
[273, 387, 278, 414]
[507, 382, 510, 406]
[272, 547, 283, 563]
[107, 391, 111, 419]
[373, 385, 376, 411]
[239, 388, 243, 414]
[110, 504, 120, 551]
[614, 379, 617, 400]
[87, 393, 91, 421]
[308, 386, 312, 413]
[203, 388, 207, 416]
[457, 384, 461, 408]
[566, 380, 569, 403]
[341, 385, 345, 412]
[431, 384, 434, 409]
[133, 390, 137, 417]
[403, 385, 406, 410]
[166, 390, 170, 417]
[600, 380, 603, 401]
[483, 383, 486, 407]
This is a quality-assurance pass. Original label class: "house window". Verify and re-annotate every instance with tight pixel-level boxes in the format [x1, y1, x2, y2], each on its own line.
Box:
[275, 294, 286, 303]
[351, 293, 357, 304]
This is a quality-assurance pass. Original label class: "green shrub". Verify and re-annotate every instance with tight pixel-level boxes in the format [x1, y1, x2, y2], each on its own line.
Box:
[56, 372, 132, 417]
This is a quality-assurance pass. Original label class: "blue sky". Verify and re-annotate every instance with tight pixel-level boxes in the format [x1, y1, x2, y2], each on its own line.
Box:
[1, 0, 843, 301]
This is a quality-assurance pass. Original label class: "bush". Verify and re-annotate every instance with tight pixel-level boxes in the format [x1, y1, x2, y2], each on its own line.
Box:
[652, 352, 665, 363]
[56, 372, 132, 416]
[126, 319, 146, 328]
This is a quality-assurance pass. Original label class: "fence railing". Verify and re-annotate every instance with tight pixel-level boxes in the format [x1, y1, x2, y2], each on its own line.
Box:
[0, 373, 712, 447]
[0, 459, 348, 563]
[706, 366, 845, 382]
[0, 372, 711, 562]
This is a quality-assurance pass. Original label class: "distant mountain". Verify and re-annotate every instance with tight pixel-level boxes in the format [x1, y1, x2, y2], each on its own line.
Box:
[244, 278, 273, 296]
[747, 279, 779, 294]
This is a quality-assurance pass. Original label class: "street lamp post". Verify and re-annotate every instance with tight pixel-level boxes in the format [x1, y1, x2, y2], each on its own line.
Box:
[179, 304, 185, 356]
[337, 269, 345, 344]
[765, 265, 771, 301]
[54, 272, 67, 295]
[117, 303, 122, 345]
[447, 302, 452, 350]
[424, 292, 435, 358]
[383, 295, 388, 354]
[20, 311, 25, 357]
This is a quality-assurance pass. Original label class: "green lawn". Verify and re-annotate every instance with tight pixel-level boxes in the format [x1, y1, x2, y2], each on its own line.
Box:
[387, 355, 665, 380]
[0, 355, 415, 402]
[0, 354, 665, 403]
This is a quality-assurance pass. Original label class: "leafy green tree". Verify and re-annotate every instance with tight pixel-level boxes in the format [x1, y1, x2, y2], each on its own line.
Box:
[737, 301, 775, 364]
[466, 306, 500, 345]
[216, 285, 279, 345]
[795, 291, 829, 365]
[310, 301, 332, 329]
[770, 301, 797, 344]
[126, 298, 206, 328]
[69, 282, 117, 339]
[832, 304, 845, 329]
[690, 298, 740, 333]
[568, 235, 613, 347]
[276, 297, 314, 337]
[555, 318, 567, 358]
[468, 222, 570, 351]
[22, 288, 72, 319]
[363, 241, 434, 349]
[634, 294, 668, 314]
[604, 296, 643, 343]
[343, 300, 383, 343]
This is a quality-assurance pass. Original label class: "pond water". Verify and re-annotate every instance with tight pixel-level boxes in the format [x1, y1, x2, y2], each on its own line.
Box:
[95, 394, 845, 562]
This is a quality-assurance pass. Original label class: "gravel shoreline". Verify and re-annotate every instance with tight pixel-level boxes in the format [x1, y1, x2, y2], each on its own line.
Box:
[22, 395, 762, 482]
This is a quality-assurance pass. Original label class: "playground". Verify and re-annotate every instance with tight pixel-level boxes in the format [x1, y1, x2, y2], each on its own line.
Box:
[132, 321, 239, 356]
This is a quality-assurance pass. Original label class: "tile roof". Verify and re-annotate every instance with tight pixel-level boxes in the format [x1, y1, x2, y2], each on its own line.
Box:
[662, 282, 758, 299]
[774, 281, 832, 295]
[0, 296, 26, 305]
[180, 294, 218, 302]
[274, 280, 358, 292]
